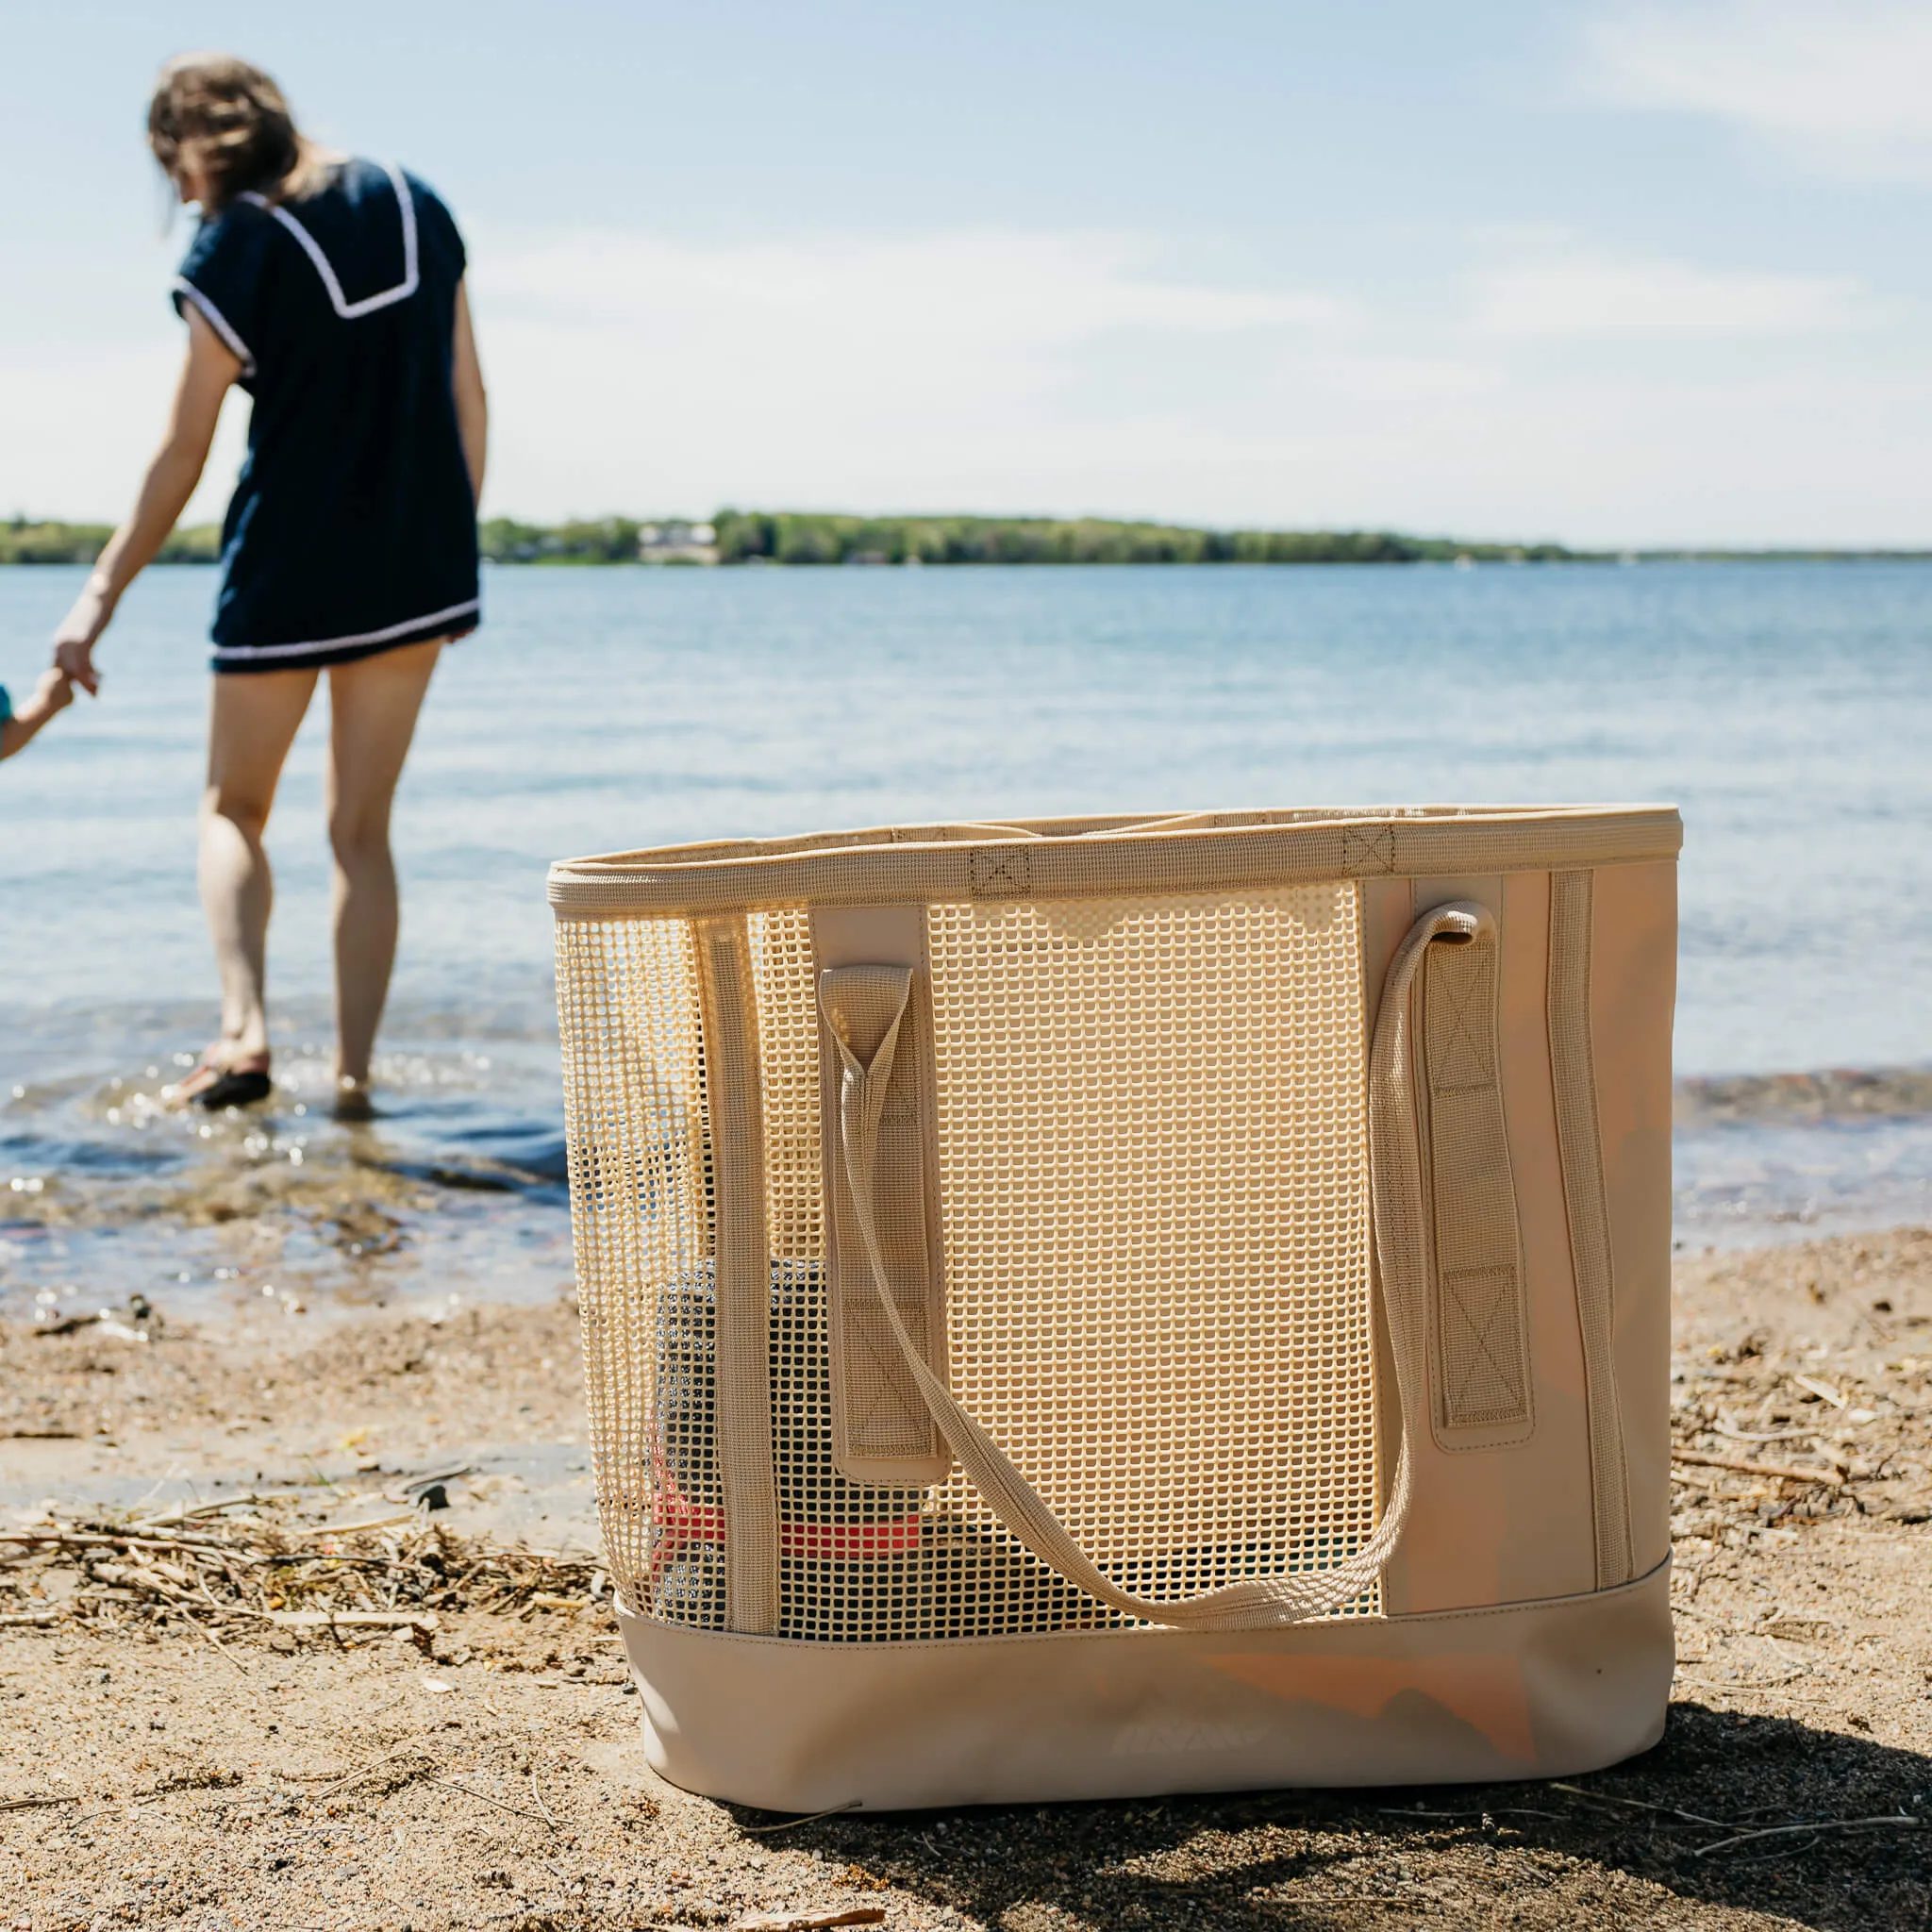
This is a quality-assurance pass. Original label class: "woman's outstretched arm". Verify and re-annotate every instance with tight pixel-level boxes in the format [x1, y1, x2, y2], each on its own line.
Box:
[452, 278, 488, 506]
[53, 307, 240, 694]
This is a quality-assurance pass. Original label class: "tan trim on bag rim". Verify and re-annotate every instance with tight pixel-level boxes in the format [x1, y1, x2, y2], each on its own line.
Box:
[1547, 873, 1633, 1590]
[549, 806, 1683, 919]
[691, 915, 781, 1633]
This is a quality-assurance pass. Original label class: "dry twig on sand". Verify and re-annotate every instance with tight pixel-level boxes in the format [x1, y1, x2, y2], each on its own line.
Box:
[1691, 1814, 1924, 1858]
[740, 1801, 864, 1835]
[0, 1499, 604, 1649]
[308, 1744, 440, 1801]
[1547, 1781, 1734, 1829]
[731, 1912, 887, 1931]
[1670, 1450, 1843, 1488]
[419, 1774, 558, 1828]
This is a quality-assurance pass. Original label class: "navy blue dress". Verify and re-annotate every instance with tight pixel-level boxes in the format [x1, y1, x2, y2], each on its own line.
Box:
[172, 158, 480, 674]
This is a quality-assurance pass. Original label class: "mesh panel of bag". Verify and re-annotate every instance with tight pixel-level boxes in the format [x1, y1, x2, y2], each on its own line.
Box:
[557, 884, 1380, 1641]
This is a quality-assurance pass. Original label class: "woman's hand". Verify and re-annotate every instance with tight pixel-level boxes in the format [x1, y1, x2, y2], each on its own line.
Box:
[53, 576, 114, 694]
[55, 305, 238, 698]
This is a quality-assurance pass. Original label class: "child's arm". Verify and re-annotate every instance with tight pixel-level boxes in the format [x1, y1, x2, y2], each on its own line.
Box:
[0, 668, 75, 760]
[52, 307, 240, 696]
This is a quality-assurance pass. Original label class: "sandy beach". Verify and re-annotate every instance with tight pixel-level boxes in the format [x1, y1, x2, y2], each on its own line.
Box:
[3, 1228, 1928, 1930]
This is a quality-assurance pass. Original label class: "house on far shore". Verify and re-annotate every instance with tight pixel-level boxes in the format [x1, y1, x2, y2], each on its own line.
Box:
[638, 520, 720, 565]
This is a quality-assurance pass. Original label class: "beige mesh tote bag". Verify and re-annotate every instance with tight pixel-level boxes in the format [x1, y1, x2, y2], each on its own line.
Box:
[549, 806, 1679, 1811]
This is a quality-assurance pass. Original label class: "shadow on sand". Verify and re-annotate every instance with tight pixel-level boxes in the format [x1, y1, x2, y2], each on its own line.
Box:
[729, 1700, 1930, 1930]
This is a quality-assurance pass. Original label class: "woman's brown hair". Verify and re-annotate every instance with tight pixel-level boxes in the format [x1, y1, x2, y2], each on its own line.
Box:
[148, 54, 330, 210]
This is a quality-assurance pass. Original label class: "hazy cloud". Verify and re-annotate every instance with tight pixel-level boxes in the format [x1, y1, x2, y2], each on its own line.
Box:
[483, 226, 1348, 358]
[1470, 247, 1874, 339]
[469, 225, 1359, 517]
[1587, 2, 1932, 179]
[438, 221, 1925, 544]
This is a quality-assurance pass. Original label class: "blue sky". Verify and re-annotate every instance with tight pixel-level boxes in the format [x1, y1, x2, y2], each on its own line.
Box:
[2, 1, 1926, 543]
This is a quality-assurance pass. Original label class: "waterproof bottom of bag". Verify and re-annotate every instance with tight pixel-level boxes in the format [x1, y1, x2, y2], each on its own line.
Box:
[613, 1558, 1677, 1811]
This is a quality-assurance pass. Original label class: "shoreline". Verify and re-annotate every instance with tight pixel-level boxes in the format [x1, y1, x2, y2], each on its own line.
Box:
[7, 1049, 1932, 1341]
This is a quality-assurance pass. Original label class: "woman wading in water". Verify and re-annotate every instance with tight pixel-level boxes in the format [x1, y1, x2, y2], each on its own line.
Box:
[55, 53, 486, 1116]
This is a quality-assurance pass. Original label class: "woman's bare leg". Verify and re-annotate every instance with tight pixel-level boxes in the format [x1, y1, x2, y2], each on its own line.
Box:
[325, 638, 442, 1090]
[201, 668, 319, 1062]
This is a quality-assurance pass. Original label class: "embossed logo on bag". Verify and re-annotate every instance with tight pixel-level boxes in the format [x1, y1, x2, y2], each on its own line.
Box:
[1112, 1708, 1271, 1756]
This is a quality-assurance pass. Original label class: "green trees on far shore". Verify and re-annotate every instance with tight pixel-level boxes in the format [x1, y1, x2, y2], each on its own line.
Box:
[708, 511, 1586, 567]
[476, 517, 646, 564]
[0, 520, 219, 564]
[3, 517, 652, 567]
[0, 513, 1588, 569]
[473, 512, 1574, 568]
[15, 509, 1918, 570]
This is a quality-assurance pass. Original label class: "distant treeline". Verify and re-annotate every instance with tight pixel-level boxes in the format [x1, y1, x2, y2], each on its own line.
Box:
[474, 512, 1588, 566]
[705, 513, 1592, 566]
[0, 520, 219, 565]
[0, 515, 1586, 569]
[422, 516, 1932, 567]
[479, 518, 660, 564]
[8, 514, 1928, 570]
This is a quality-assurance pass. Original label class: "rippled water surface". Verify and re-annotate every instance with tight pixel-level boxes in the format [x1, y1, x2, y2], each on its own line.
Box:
[5, 560, 1929, 1317]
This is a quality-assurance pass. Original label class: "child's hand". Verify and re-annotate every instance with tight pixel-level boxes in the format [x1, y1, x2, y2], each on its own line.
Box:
[34, 666, 75, 716]
[0, 664, 74, 759]
[54, 579, 110, 695]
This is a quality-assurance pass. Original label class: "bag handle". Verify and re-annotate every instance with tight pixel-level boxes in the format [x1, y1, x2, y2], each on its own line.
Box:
[817, 901, 1490, 1632]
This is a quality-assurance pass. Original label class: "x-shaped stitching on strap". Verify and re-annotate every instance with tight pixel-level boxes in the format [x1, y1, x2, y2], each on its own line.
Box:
[1442, 1271, 1523, 1414]
[1430, 955, 1492, 1088]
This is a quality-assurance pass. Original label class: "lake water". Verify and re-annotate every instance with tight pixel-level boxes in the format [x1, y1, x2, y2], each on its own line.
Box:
[4, 560, 1930, 1324]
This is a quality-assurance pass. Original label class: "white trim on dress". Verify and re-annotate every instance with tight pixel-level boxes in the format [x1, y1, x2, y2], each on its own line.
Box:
[172, 277, 257, 375]
[212, 596, 479, 664]
[241, 160, 420, 318]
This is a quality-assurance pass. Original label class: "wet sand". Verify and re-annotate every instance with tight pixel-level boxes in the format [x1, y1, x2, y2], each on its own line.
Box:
[0, 1037, 575, 1338]
[1, 1292, 597, 1566]
[4, 1232, 1931, 1929]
